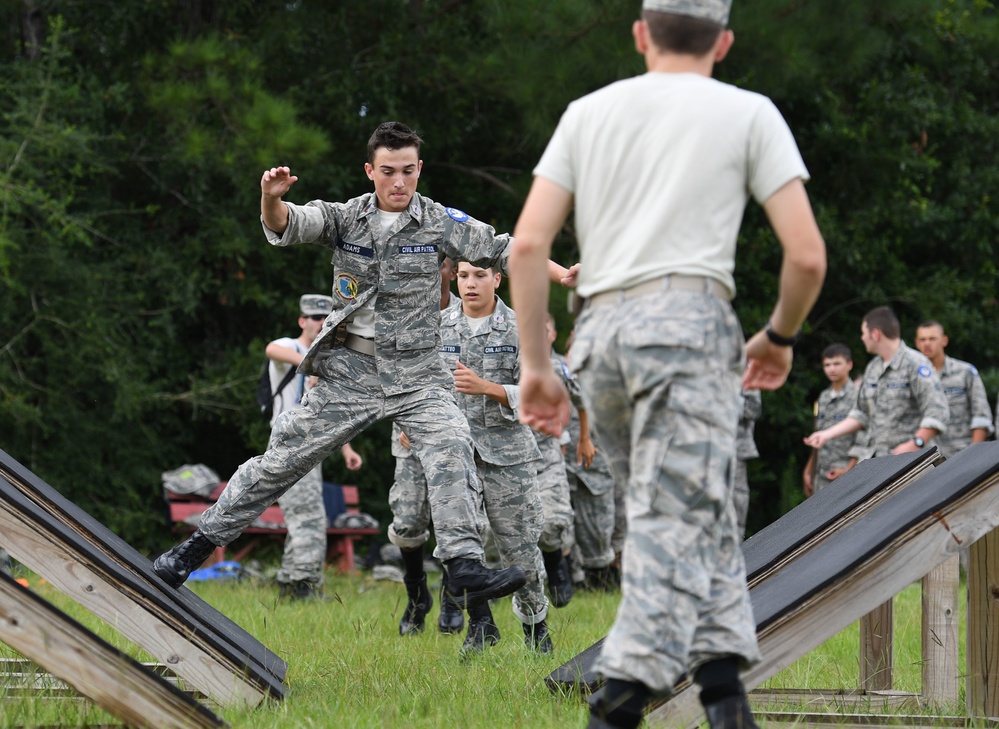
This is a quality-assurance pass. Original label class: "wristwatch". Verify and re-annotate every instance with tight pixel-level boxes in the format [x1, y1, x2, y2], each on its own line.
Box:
[913, 436, 925, 448]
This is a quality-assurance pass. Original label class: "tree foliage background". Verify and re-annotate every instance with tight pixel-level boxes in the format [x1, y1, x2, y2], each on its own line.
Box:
[1, 0, 997, 552]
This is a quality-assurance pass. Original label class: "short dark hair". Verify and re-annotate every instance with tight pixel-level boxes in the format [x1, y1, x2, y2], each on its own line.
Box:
[917, 319, 945, 334]
[863, 306, 900, 340]
[367, 121, 423, 164]
[822, 343, 853, 362]
[642, 10, 724, 56]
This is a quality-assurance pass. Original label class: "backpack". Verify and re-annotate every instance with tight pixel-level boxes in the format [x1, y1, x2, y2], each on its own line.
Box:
[256, 360, 297, 420]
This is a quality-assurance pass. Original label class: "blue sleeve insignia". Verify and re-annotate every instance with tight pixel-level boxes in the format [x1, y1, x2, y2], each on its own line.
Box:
[446, 207, 469, 222]
[917, 365, 932, 378]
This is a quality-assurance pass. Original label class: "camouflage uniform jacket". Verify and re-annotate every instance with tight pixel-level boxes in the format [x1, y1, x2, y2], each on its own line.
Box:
[935, 355, 993, 457]
[439, 295, 541, 466]
[262, 193, 510, 393]
[735, 389, 761, 461]
[813, 378, 859, 475]
[848, 342, 949, 456]
[534, 350, 584, 470]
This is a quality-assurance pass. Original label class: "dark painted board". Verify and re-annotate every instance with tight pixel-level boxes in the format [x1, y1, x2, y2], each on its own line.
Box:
[0, 449, 286, 695]
[546, 447, 942, 693]
[751, 442, 999, 629]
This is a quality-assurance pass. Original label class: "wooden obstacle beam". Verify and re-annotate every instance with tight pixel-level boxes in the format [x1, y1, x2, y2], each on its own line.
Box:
[648, 441, 999, 727]
[0, 571, 225, 728]
[546, 448, 942, 696]
[0, 448, 286, 709]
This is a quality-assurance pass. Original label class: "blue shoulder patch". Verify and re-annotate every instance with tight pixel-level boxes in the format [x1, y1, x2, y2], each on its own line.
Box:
[970, 364, 978, 375]
[446, 207, 469, 222]
[917, 365, 932, 378]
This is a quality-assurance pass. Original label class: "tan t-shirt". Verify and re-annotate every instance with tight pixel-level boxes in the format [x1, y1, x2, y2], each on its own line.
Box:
[534, 72, 809, 299]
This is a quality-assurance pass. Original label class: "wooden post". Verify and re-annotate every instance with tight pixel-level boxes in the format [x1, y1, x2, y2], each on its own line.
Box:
[967, 528, 999, 717]
[921, 555, 959, 706]
[860, 599, 893, 691]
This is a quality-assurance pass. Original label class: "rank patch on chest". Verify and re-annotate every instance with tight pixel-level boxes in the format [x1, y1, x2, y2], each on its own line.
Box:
[336, 273, 359, 300]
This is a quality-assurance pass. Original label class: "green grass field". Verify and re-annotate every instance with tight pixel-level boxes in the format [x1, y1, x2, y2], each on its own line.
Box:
[0, 568, 974, 728]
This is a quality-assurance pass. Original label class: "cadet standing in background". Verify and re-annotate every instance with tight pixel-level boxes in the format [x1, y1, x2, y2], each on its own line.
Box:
[440, 262, 552, 655]
[802, 343, 860, 496]
[914, 320, 993, 458]
[509, 0, 827, 726]
[805, 307, 949, 458]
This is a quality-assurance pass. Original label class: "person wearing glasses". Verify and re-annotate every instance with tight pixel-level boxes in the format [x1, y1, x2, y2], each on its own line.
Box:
[265, 294, 363, 600]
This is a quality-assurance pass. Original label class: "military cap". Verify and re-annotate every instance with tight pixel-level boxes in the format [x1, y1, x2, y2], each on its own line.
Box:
[300, 294, 333, 316]
[642, 0, 731, 25]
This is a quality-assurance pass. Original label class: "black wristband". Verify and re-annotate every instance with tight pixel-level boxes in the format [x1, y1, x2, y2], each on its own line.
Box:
[765, 322, 801, 347]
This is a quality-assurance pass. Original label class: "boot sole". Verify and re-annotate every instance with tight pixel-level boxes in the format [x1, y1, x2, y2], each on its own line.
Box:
[447, 567, 527, 609]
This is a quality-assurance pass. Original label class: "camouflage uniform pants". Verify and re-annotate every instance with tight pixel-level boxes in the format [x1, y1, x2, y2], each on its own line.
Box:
[572, 291, 761, 695]
[200, 347, 484, 562]
[536, 440, 575, 553]
[732, 459, 750, 542]
[275, 463, 325, 585]
[568, 473, 615, 569]
[477, 457, 548, 625]
[387, 454, 432, 549]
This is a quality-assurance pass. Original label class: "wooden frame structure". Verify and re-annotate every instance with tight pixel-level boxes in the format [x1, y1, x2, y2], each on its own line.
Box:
[0, 448, 288, 725]
[547, 443, 999, 727]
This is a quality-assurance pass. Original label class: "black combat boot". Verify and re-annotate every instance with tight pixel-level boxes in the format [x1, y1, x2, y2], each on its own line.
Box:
[696, 657, 759, 729]
[460, 601, 500, 657]
[437, 572, 465, 634]
[443, 558, 526, 609]
[399, 574, 433, 635]
[587, 679, 649, 729]
[585, 566, 617, 592]
[522, 619, 553, 654]
[702, 694, 759, 729]
[278, 579, 325, 601]
[542, 549, 574, 607]
[152, 531, 217, 588]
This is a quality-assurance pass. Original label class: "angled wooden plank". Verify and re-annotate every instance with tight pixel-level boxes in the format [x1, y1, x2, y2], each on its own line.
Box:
[0, 466, 286, 704]
[0, 571, 226, 729]
[0, 492, 271, 707]
[545, 449, 938, 694]
[648, 441, 999, 728]
[0, 448, 284, 684]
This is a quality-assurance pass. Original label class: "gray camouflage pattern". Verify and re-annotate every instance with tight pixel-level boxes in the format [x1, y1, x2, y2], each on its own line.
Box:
[570, 290, 760, 693]
[566, 403, 615, 569]
[438, 296, 541, 466]
[934, 356, 993, 458]
[197, 191, 517, 562]
[275, 463, 325, 584]
[200, 344, 484, 562]
[533, 350, 578, 553]
[848, 343, 949, 457]
[477, 458, 548, 624]
[263, 193, 512, 387]
[387, 443, 432, 550]
[732, 389, 760, 539]
[642, 0, 731, 25]
[812, 379, 859, 492]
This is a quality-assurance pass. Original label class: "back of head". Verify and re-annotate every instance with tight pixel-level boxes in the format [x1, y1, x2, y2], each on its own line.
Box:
[642, 0, 729, 54]
[863, 306, 900, 340]
[367, 121, 424, 163]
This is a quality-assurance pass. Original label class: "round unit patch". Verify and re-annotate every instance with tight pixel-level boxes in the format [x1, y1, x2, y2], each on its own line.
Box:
[446, 207, 469, 222]
[336, 273, 359, 300]
[917, 365, 932, 378]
